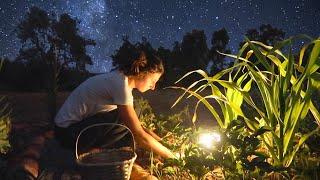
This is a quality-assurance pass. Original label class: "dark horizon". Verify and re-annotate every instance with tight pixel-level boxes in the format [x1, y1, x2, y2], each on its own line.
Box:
[1, 0, 319, 72]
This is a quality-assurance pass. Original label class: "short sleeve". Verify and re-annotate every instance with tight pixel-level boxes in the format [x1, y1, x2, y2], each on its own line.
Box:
[108, 74, 133, 105]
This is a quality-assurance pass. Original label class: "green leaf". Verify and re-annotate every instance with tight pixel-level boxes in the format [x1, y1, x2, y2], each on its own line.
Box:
[169, 79, 206, 108]
[174, 69, 208, 84]
[310, 101, 320, 126]
[305, 39, 320, 75]
[254, 126, 272, 136]
[170, 86, 225, 128]
[284, 127, 319, 167]
[246, 39, 272, 71]
[283, 100, 305, 154]
[310, 72, 320, 89]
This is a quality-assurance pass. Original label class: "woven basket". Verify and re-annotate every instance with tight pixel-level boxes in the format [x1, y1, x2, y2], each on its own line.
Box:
[76, 123, 137, 180]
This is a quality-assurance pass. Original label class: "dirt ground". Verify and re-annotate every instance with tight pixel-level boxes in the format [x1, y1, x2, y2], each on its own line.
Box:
[2, 89, 215, 126]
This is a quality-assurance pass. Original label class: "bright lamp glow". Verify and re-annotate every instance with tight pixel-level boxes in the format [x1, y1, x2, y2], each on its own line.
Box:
[198, 132, 221, 149]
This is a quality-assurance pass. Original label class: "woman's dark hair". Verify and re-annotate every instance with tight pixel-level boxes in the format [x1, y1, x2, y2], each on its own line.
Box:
[111, 42, 164, 76]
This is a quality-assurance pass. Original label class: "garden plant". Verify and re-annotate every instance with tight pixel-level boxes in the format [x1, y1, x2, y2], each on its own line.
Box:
[138, 36, 320, 179]
[0, 60, 12, 177]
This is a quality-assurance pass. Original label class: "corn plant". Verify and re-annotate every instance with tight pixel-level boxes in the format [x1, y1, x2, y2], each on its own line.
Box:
[172, 36, 320, 173]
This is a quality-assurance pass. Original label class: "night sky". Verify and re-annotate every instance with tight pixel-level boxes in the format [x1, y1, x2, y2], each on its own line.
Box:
[1, 0, 319, 72]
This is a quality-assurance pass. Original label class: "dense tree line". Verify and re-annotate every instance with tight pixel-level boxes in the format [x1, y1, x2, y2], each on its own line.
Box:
[0, 58, 92, 91]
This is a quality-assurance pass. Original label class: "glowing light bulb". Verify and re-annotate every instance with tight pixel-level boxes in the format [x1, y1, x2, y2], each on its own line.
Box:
[198, 132, 221, 149]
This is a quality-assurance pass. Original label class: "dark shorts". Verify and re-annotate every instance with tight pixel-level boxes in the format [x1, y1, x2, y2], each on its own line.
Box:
[54, 109, 132, 154]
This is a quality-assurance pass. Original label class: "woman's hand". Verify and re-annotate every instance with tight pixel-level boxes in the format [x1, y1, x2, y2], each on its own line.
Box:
[118, 105, 175, 159]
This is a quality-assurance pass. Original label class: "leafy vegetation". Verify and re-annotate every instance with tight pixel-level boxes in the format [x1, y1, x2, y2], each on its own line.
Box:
[0, 61, 11, 154]
[135, 36, 320, 179]
[0, 96, 10, 154]
[1, 6, 319, 179]
[174, 36, 320, 178]
[0, 60, 12, 178]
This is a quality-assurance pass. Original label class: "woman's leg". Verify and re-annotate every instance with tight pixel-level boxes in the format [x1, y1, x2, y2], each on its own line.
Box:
[54, 109, 131, 153]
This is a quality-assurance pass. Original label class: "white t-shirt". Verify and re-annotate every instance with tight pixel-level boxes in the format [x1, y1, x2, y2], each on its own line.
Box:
[54, 70, 133, 127]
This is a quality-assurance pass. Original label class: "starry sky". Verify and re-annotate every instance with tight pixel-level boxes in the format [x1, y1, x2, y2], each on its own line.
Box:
[0, 0, 319, 72]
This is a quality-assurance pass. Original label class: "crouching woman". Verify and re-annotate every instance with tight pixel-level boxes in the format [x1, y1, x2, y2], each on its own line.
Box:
[54, 47, 175, 179]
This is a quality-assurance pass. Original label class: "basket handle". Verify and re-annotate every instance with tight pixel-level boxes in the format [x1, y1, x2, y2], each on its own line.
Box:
[75, 123, 136, 160]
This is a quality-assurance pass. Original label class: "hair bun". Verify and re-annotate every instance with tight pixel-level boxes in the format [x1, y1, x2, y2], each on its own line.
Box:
[131, 52, 147, 74]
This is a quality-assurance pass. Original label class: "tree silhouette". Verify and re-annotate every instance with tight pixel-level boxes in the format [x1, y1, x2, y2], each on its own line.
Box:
[53, 13, 96, 71]
[170, 41, 183, 74]
[209, 28, 231, 75]
[156, 46, 173, 87]
[241, 24, 285, 46]
[16, 6, 95, 120]
[167, 30, 209, 86]
[115, 30, 211, 87]
[241, 24, 285, 47]
[111, 36, 141, 71]
[180, 29, 210, 71]
[239, 24, 285, 70]
[259, 24, 285, 46]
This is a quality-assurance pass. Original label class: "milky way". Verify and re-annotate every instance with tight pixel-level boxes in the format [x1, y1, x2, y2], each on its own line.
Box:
[0, 0, 319, 72]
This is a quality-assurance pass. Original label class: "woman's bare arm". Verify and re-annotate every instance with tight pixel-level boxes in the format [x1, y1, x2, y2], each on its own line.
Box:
[143, 127, 162, 141]
[117, 105, 175, 159]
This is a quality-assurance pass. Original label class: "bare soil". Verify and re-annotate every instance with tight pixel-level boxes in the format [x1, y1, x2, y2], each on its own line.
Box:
[2, 89, 215, 126]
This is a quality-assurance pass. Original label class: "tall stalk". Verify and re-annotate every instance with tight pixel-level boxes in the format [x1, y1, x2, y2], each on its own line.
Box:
[173, 36, 320, 169]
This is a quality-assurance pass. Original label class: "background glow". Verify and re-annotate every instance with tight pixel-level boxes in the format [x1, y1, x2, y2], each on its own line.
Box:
[198, 132, 221, 149]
